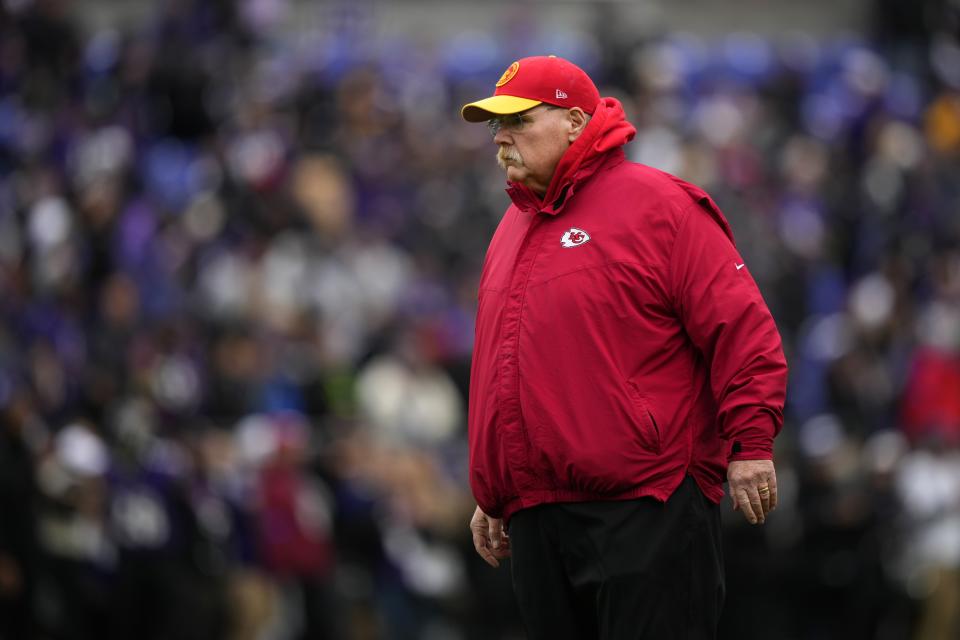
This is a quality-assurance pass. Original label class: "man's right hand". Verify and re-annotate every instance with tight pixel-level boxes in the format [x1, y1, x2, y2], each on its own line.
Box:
[470, 505, 511, 568]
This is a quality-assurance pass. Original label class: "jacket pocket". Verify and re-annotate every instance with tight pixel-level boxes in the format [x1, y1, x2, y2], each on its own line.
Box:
[625, 381, 662, 454]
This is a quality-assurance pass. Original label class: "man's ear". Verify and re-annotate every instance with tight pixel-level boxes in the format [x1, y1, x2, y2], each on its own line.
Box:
[567, 108, 589, 142]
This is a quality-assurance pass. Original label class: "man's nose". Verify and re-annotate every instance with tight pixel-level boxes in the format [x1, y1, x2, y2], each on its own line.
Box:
[493, 128, 513, 145]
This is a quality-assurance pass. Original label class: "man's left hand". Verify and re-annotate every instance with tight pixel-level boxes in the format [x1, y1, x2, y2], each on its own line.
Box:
[727, 459, 777, 525]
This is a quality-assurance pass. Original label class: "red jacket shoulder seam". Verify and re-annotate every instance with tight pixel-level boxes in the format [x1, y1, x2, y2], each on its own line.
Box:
[666, 201, 701, 311]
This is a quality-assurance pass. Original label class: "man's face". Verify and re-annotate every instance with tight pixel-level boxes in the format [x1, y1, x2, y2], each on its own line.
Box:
[491, 105, 572, 195]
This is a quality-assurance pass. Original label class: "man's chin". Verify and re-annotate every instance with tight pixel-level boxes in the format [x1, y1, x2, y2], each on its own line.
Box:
[505, 166, 526, 183]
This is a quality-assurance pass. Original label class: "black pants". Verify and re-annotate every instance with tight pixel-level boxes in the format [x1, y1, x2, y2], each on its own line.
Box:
[508, 476, 724, 640]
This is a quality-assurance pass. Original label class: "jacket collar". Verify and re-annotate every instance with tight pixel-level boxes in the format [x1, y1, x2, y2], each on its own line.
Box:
[506, 97, 636, 216]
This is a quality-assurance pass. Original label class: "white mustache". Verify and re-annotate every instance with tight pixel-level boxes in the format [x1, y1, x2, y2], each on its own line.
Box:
[497, 146, 523, 169]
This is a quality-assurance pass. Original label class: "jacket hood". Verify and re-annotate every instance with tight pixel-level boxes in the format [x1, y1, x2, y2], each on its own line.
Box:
[507, 96, 637, 214]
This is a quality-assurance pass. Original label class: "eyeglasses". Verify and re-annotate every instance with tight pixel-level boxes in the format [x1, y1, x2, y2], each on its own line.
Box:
[487, 105, 562, 138]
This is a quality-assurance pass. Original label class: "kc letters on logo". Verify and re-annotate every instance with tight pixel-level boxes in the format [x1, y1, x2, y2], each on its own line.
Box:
[561, 228, 591, 248]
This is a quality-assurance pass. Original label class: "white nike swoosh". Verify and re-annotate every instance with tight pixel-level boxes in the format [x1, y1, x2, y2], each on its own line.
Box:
[736, 263, 746, 270]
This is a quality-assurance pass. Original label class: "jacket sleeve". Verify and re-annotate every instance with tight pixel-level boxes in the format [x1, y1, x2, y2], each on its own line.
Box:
[668, 201, 787, 461]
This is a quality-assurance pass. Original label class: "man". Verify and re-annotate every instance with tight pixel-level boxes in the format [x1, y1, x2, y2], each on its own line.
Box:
[461, 55, 787, 639]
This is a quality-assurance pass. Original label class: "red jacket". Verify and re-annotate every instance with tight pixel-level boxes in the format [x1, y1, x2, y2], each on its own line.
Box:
[468, 98, 787, 522]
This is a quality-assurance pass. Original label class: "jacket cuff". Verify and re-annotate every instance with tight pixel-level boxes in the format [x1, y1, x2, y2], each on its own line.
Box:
[728, 443, 774, 462]
[726, 425, 776, 462]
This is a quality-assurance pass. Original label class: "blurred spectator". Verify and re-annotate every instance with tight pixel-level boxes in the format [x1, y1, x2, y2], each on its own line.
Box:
[242, 412, 338, 639]
[895, 445, 960, 640]
[34, 421, 114, 639]
[0, 389, 42, 640]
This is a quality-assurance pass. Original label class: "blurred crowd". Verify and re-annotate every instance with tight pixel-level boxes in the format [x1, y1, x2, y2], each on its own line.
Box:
[1, 0, 959, 638]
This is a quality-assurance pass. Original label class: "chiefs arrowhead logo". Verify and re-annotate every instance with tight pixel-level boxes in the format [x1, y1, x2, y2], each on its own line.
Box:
[496, 61, 520, 87]
[561, 227, 591, 248]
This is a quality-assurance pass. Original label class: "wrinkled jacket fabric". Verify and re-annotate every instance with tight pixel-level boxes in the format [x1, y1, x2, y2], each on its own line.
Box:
[469, 98, 788, 522]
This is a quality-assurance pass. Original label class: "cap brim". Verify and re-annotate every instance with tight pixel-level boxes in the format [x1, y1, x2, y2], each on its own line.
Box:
[460, 95, 543, 122]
